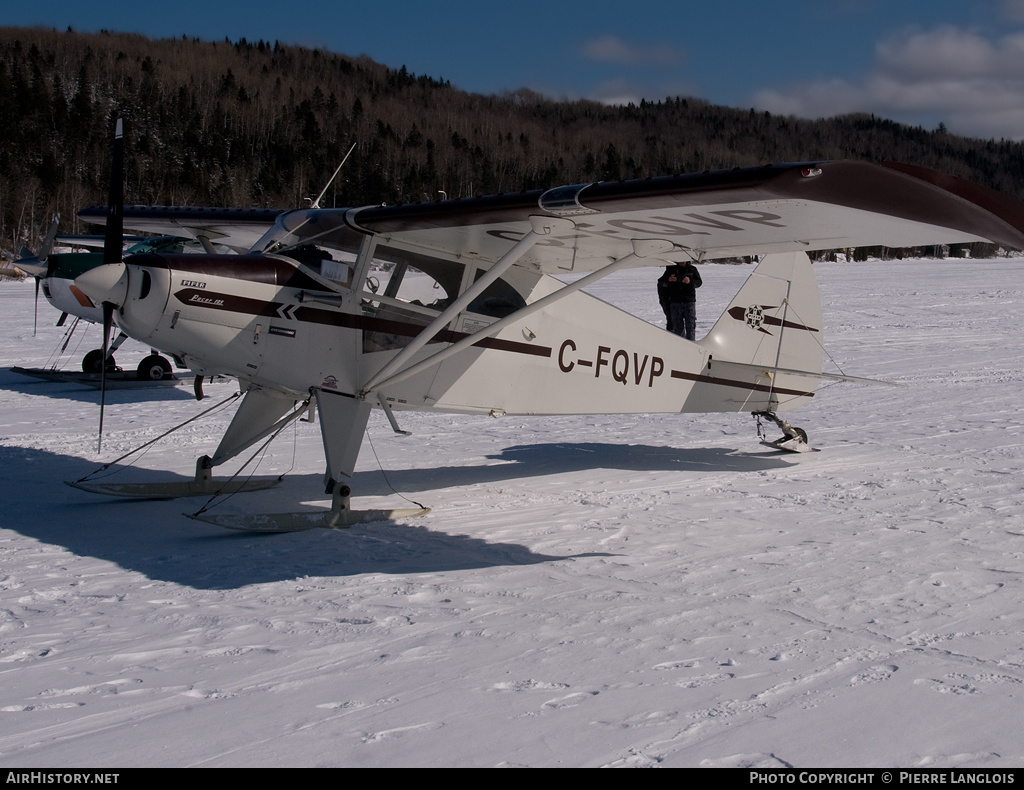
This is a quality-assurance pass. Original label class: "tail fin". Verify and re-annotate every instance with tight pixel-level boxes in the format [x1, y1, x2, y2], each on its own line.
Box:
[698, 252, 824, 412]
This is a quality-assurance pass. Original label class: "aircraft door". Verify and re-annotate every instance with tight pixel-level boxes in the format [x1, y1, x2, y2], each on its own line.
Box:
[425, 267, 530, 406]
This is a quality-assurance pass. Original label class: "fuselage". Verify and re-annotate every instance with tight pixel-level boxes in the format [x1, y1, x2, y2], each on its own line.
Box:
[107, 243, 818, 418]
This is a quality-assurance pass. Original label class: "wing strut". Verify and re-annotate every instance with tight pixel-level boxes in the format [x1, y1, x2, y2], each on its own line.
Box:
[361, 237, 676, 398]
[361, 215, 575, 393]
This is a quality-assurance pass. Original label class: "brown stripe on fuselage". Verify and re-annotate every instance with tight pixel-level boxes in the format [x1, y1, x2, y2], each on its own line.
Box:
[171, 288, 553, 358]
[670, 368, 815, 398]
[129, 252, 326, 291]
[160, 254, 814, 396]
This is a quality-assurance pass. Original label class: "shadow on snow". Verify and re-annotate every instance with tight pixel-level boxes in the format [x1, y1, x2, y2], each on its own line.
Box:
[0, 438, 792, 589]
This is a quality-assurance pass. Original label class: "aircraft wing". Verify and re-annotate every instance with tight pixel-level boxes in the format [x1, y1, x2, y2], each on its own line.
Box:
[346, 160, 1024, 271]
[55, 234, 151, 250]
[77, 205, 286, 253]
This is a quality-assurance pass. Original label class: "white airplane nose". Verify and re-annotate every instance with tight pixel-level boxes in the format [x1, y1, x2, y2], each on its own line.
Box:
[74, 262, 129, 307]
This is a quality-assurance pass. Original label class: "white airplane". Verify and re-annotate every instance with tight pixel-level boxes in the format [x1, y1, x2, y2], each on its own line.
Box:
[18, 233, 246, 377]
[69, 136, 1024, 531]
[15, 196, 283, 378]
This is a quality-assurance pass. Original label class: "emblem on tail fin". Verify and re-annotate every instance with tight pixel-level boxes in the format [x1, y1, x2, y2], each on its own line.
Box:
[727, 304, 820, 336]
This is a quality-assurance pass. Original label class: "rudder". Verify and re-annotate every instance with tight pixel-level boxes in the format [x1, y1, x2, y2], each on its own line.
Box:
[698, 251, 824, 412]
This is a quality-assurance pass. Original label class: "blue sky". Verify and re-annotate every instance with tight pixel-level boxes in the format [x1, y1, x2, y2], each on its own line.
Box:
[8, 0, 1024, 140]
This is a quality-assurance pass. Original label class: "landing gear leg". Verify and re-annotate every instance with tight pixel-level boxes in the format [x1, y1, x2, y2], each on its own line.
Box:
[754, 411, 811, 453]
[188, 388, 430, 531]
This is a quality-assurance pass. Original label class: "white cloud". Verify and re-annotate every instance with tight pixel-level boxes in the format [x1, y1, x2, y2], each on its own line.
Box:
[581, 35, 684, 67]
[576, 35, 691, 106]
[1004, 0, 1024, 23]
[584, 77, 701, 107]
[753, 26, 1024, 140]
[875, 26, 1024, 79]
[588, 79, 645, 106]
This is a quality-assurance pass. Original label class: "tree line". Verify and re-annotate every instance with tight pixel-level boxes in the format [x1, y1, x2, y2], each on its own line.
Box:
[3, 26, 1024, 257]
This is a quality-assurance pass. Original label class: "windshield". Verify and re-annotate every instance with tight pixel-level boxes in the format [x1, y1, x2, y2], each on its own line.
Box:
[251, 208, 363, 259]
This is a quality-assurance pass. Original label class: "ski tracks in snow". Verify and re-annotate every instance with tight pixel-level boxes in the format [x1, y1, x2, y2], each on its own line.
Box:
[3, 261, 1024, 765]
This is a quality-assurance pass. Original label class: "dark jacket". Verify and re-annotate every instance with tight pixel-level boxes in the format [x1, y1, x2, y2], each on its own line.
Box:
[658, 263, 702, 307]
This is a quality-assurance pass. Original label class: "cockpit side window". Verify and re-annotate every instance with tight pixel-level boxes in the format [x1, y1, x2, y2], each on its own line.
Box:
[467, 269, 527, 318]
[359, 244, 529, 353]
[361, 245, 461, 353]
[278, 244, 354, 286]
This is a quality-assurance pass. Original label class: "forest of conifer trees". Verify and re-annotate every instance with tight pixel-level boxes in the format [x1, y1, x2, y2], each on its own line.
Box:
[3, 26, 1024, 257]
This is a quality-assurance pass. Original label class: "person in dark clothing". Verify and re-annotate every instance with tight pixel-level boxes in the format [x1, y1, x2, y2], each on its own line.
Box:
[657, 262, 702, 340]
[657, 265, 675, 332]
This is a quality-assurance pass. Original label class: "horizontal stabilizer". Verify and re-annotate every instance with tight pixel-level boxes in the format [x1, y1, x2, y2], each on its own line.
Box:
[712, 360, 900, 387]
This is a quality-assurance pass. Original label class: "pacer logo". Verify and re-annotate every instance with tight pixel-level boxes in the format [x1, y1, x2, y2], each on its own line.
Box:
[188, 293, 225, 307]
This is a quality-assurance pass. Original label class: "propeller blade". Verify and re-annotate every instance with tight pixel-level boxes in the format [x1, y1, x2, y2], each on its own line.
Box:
[38, 214, 60, 261]
[98, 302, 113, 453]
[16, 216, 58, 337]
[104, 118, 124, 266]
[10, 258, 46, 278]
[97, 117, 124, 455]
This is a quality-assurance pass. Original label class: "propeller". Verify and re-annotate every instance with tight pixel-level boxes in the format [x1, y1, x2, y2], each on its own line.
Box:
[93, 117, 125, 453]
[98, 301, 114, 451]
[35, 215, 60, 336]
[103, 119, 124, 268]
[12, 214, 59, 336]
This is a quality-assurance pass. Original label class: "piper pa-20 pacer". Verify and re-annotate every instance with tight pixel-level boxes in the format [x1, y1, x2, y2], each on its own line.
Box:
[70, 127, 1024, 530]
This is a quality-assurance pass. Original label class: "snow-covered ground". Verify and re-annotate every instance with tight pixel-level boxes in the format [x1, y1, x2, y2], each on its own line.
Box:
[1, 258, 1023, 767]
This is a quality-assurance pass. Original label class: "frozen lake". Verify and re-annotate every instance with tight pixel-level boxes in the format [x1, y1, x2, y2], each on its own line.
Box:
[1, 257, 1023, 767]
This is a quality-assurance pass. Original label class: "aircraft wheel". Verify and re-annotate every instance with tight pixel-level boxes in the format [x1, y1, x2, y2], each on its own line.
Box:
[136, 354, 172, 381]
[83, 348, 116, 374]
